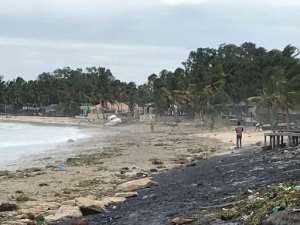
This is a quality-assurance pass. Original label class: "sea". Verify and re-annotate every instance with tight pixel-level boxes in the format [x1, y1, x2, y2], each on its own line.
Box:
[0, 122, 89, 167]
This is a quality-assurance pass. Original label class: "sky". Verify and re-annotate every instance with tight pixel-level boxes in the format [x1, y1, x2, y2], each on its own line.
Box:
[0, 0, 300, 84]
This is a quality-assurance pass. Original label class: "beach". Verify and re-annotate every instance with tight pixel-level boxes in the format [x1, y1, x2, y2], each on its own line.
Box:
[0, 117, 264, 225]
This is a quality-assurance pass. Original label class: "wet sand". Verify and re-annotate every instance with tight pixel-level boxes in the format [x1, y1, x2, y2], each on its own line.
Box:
[0, 117, 263, 224]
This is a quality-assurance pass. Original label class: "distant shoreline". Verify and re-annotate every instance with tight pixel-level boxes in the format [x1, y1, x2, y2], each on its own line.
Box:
[0, 115, 103, 128]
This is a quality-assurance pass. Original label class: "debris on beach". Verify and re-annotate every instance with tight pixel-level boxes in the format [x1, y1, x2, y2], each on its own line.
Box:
[191, 182, 300, 225]
[105, 115, 122, 126]
[170, 216, 194, 224]
[0, 202, 18, 212]
[263, 207, 300, 225]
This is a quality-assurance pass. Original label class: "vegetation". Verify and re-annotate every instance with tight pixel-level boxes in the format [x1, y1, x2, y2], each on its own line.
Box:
[192, 182, 300, 225]
[0, 42, 299, 119]
[149, 43, 300, 124]
[0, 67, 139, 115]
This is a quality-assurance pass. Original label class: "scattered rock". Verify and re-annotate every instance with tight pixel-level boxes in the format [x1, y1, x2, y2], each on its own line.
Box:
[256, 141, 262, 146]
[171, 217, 194, 224]
[75, 196, 126, 216]
[16, 194, 32, 202]
[120, 167, 130, 174]
[116, 178, 159, 192]
[63, 188, 72, 194]
[115, 192, 138, 198]
[136, 172, 148, 178]
[210, 147, 217, 152]
[157, 165, 166, 169]
[39, 183, 49, 187]
[150, 168, 158, 173]
[99, 197, 126, 207]
[75, 197, 105, 213]
[150, 158, 164, 165]
[0, 203, 18, 212]
[45, 205, 82, 222]
[68, 139, 75, 143]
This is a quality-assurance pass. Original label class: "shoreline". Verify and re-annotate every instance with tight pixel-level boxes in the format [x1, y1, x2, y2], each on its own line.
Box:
[0, 115, 104, 128]
[0, 124, 117, 171]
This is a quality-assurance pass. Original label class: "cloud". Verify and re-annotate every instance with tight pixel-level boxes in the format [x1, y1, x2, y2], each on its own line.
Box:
[0, 37, 188, 83]
[0, 0, 299, 83]
[1, 0, 299, 18]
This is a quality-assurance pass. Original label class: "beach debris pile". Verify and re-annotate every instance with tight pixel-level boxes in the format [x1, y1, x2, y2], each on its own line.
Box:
[191, 182, 300, 225]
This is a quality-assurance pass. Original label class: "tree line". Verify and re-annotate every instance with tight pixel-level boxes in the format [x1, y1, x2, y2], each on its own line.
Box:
[0, 42, 300, 121]
[143, 42, 300, 125]
[0, 67, 138, 115]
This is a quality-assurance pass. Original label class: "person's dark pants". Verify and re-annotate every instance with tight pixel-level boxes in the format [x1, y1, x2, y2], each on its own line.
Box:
[237, 135, 242, 148]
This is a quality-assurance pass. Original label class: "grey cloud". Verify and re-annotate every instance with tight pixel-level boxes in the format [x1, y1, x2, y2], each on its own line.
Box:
[0, 0, 299, 83]
[0, 39, 188, 84]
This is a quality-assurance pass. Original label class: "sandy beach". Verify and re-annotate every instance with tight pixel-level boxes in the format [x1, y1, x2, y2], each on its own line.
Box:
[0, 117, 264, 225]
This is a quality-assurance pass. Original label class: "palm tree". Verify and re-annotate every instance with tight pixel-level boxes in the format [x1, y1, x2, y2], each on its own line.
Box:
[249, 65, 300, 129]
[202, 76, 230, 129]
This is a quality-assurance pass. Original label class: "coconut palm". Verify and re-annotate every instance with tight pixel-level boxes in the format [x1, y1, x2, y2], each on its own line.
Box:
[249, 65, 300, 129]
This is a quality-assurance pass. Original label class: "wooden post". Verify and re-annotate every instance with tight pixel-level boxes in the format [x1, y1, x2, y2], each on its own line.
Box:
[292, 136, 295, 146]
[264, 135, 267, 146]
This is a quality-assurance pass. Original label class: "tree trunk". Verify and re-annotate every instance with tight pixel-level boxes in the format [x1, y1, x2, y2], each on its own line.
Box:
[269, 106, 275, 130]
[286, 107, 290, 129]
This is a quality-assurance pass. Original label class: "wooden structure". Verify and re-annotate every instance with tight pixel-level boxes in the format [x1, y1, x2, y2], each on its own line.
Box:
[264, 130, 300, 149]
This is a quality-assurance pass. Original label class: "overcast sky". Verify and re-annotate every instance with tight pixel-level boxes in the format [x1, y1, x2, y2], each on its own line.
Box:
[1, 0, 300, 84]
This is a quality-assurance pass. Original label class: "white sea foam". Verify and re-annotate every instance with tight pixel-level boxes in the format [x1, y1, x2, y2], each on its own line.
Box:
[0, 122, 89, 166]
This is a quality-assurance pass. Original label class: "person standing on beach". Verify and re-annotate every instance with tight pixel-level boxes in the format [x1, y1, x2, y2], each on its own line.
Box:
[235, 121, 244, 148]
